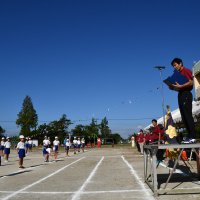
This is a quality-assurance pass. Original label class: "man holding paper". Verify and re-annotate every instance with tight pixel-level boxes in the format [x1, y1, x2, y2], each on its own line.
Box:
[165, 58, 196, 143]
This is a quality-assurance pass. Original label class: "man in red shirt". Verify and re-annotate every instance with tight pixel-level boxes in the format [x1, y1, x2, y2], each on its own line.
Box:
[151, 119, 165, 161]
[170, 58, 196, 142]
[151, 119, 164, 144]
[137, 129, 145, 154]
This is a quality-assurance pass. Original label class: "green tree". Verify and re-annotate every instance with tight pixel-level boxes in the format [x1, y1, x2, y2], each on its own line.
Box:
[85, 118, 99, 143]
[71, 124, 86, 137]
[34, 123, 48, 144]
[99, 117, 111, 138]
[45, 114, 71, 142]
[16, 96, 38, 137]
[0, 126, 5, 137]
[110, 133, 123, 144]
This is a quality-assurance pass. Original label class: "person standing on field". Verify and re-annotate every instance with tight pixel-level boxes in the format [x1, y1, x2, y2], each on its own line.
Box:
[169, 58, 196, 143]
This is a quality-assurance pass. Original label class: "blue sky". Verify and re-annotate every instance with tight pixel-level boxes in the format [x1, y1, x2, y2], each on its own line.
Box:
[0, 0, 200, 138]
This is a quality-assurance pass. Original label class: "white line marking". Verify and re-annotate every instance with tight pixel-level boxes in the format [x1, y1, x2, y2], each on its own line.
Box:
[71, 156, 104, 200]
[0, 189, 150, 194]
[121, 156, 155, 200]
[1, 157, 85, 200]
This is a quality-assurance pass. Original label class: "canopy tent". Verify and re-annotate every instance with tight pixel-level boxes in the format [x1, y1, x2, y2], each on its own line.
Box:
[144, 101, 200, 131]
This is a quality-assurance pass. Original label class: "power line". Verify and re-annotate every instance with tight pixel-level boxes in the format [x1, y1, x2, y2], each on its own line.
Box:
[0, 117, 158, 124]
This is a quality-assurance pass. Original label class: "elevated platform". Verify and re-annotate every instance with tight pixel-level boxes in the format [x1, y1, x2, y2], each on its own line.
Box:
[144, 143, 200, 196]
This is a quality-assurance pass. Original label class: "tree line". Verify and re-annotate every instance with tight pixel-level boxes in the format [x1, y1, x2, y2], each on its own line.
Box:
[1, 96, 123, 144]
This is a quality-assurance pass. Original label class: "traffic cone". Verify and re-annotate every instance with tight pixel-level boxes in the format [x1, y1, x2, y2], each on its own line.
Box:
[181, 149, 188, 161]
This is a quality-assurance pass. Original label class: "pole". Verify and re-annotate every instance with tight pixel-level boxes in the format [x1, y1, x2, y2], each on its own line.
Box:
[154, 66, 166, 144]
[159, 69, 165, 128]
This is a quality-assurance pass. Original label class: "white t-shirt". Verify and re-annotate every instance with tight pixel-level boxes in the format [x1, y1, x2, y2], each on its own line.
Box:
[17, 142, 25, 149]
[81, 139, 85, 144]
[43, 139, 50, 147]
[77, 140, 81, 145]
[4, 141, 11, 148]
[53, 140, 60, 146]
[65, 141, 70, 147]
[28, 140, 33, 145]
[73, 139, 78, 145]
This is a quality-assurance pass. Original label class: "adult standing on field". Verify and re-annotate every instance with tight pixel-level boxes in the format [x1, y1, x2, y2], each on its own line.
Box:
[137, 130, 145, 154]
[170, 58, 196, 143]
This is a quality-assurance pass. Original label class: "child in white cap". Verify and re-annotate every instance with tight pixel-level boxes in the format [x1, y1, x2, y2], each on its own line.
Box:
[53, 136, 60, 161]
[65, 138, 71, 156]
[43, 136, 50, 162]
[16, 135, 26, 168]
[28, 137, 33, 152]
[4, 137, 11, 162]
[0, 137, 5, 156]
[73, 137, 78, 154]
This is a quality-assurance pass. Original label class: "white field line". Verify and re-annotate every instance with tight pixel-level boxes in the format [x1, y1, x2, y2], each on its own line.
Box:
[1, 186, 200, 195]
[121, 155, 155, 200]
[71, 156, 104, 200]
[0, 158, 68, 180]
[0, 189, 147, 194]
[1, 157, 85, 200]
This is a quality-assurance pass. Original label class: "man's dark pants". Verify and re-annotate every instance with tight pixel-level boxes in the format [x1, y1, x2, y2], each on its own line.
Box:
[178, 90, 196, 139]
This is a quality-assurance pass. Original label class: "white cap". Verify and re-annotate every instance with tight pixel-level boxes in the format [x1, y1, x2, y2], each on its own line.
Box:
[55, 136, 58, 139]
[2, 137, 5, 139]
[6, 137, 10, 139]
[19, 135, 25, 139]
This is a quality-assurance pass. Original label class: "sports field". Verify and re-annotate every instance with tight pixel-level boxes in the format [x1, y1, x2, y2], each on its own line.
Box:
[0, 146, 200, 200]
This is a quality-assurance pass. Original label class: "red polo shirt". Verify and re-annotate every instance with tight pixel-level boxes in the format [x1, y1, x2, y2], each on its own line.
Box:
[180, 66, 193, 80]
[151, 125, 164, 140]
[179, 66, 193, 91]
[137, 133, 145, 143]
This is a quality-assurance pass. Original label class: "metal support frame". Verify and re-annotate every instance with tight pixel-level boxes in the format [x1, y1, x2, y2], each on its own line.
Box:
[144, 143, 200, 196]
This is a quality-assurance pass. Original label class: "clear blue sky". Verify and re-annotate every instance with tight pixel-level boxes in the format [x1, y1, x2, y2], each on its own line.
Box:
[1, 0, 200, 138]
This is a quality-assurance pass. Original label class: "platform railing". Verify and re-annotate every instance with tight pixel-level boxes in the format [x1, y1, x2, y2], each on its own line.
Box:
[144, 143, 200, 196]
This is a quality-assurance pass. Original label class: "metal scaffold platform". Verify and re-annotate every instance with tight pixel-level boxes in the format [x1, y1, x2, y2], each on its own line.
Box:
[144, 143, 200, 196]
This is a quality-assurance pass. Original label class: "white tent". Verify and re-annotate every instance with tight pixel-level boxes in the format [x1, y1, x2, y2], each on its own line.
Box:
[144, 101, 200, 130]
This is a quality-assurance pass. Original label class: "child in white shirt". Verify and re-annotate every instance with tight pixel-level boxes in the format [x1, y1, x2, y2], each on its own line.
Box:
[43, 136, 51, 162]
[65, 139, 70, 156]
[0, 137, 5, 156]
[53, 136, 60, 161]
[4, 137, 11, 162]
[16, 135, 25, 168]
[73, 137, 78, 154]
